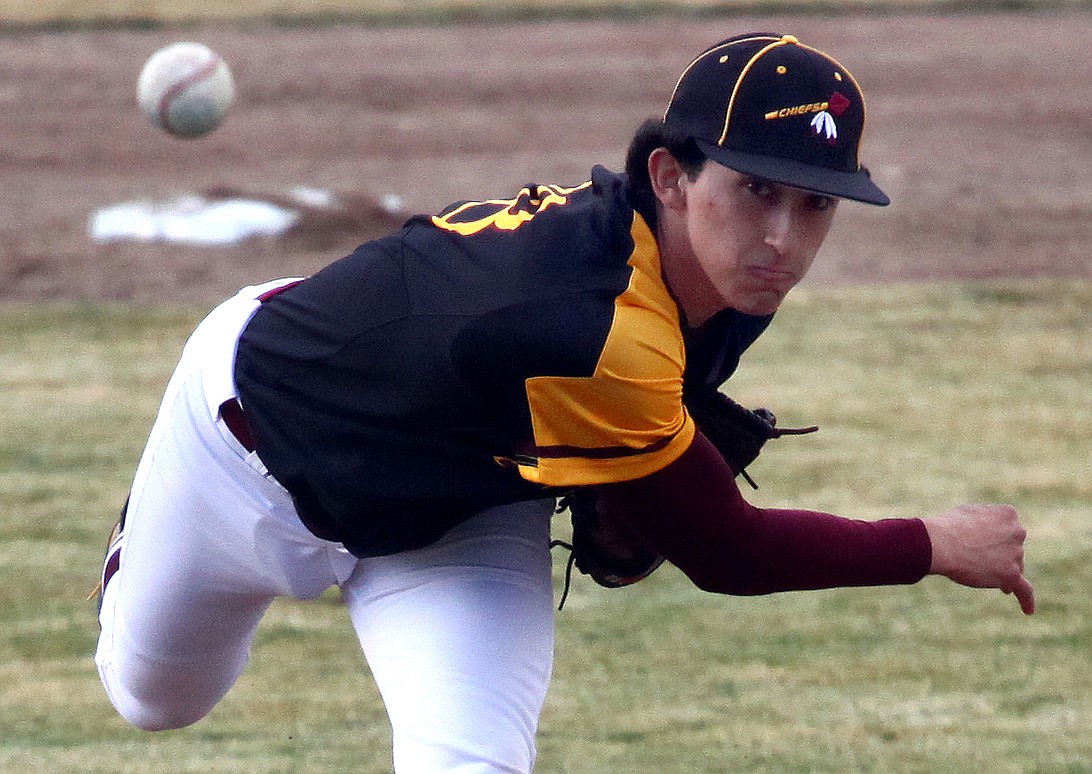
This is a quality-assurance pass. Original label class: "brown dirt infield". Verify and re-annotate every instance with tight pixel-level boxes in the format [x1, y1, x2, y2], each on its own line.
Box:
[2, 10, 1090, 303]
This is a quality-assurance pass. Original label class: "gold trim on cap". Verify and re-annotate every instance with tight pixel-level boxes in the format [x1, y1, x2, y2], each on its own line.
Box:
[665, 34, 870, 171]
[786, 39, 868, 169]
[718, 39, 789, 145]
[662, 34, 779, 123]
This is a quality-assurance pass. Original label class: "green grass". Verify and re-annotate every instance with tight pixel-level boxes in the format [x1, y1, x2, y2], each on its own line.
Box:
[0, 279, 1089, 772]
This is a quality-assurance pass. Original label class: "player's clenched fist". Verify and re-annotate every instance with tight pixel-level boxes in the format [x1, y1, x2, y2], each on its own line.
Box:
[923, 504, 1035, 615]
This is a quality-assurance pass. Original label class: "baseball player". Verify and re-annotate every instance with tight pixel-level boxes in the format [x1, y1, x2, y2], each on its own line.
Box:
[94, 33, 1033, 773]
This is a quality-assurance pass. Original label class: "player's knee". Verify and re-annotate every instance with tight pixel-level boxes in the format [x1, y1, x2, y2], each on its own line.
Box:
[108, 678, 218, 731]
[117, 698, 210, 732]
[98, 658, 222, 732]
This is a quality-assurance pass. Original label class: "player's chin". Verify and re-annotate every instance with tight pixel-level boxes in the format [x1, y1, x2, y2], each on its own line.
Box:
[726, 286, 789, 316]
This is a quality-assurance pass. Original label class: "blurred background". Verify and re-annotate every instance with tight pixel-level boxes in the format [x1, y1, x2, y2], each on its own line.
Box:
[1, 1, 1089, 771]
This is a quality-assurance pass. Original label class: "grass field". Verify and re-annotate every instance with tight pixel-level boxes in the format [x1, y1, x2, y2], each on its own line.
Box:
[1, 279, 1088, 772]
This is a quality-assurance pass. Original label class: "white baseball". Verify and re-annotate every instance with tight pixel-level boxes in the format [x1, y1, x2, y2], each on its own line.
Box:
[138, 42, 235, 139]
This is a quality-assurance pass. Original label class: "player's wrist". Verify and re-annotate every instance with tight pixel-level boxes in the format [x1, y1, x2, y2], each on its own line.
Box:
[921, 516, 950, 577]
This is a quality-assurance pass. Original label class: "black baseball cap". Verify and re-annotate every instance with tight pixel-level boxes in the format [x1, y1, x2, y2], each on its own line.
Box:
[664, 33, 889, 206]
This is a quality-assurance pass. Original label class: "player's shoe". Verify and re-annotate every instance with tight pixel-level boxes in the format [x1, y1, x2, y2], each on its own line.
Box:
[88, 496, 128, 613]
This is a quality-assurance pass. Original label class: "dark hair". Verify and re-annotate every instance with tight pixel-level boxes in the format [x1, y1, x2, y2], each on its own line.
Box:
[624, 118, 707, 195]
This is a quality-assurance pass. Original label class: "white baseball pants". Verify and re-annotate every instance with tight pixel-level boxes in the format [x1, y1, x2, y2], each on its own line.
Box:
[95, 282, 557, 773]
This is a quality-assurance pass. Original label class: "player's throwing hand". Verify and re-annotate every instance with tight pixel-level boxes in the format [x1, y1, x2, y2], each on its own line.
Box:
[923, 504, 1035, 615]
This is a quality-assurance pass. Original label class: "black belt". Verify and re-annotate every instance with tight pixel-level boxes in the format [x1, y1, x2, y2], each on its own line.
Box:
[218, 394, 340, 542]
[219, 278, 304, 454]
[219, 397, 256, 453]
[217, 278, 342, 545]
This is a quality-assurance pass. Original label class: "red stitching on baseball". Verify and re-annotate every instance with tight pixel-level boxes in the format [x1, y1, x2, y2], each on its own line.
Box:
[157, 53, 220, 133]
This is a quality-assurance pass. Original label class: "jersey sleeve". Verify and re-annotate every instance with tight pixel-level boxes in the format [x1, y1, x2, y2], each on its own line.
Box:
[517, 215, 695, 487]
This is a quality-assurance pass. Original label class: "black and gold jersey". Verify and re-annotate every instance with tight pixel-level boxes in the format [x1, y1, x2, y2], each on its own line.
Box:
[234, 166, 770, 557]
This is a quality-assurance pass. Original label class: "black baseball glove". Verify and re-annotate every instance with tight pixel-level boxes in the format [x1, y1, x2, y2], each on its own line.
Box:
[552, 489, 666, 608]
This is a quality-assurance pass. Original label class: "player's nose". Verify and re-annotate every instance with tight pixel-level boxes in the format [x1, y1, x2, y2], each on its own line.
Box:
[763, 203, 801, 258]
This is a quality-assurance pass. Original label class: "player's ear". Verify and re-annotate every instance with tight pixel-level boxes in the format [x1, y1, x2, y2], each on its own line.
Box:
[648, 148, 689, 211]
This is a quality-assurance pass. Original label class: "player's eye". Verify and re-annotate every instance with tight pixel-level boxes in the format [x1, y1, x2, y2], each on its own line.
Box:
[807, 194, 837, 212]
[744, 177, 774, 198]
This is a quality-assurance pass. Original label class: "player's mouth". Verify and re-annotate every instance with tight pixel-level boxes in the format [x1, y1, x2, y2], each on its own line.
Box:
[744, 264, 798, 287]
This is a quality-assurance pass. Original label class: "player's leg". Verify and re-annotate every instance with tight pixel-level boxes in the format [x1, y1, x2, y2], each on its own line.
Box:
[95, 436, 276, 731]
[342, 499, 556, 774]
[96, 283, 355, 731]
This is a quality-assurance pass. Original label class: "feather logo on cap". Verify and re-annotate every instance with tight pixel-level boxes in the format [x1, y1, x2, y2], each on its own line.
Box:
[810, 91, 851, 145]
[811, 111, 837, 142]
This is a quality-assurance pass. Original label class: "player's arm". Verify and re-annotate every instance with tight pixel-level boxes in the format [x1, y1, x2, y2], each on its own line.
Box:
[598, 431, 1034, 612]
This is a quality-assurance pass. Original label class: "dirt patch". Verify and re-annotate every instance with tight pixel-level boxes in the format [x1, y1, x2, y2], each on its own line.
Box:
[2, 11, 1090, 302]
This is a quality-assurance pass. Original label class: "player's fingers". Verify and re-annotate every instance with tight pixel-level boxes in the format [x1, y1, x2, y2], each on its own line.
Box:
[1011, 575, 1035, 615]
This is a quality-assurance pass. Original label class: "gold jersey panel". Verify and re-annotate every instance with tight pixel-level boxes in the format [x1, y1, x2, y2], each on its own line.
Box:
[519, 213, 695, 486]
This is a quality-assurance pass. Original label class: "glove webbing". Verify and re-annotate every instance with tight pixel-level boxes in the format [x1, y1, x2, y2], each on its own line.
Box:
[685, 389, 817, 489]
[737, 423, 819, 489]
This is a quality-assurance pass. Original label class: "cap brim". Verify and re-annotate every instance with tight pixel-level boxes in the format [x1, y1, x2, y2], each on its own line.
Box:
[696, 139, 890, 206]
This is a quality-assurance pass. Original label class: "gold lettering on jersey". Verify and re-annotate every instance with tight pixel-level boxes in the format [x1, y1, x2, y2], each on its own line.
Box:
[764, 101, 829, 120]
[431, 182, 591, 236]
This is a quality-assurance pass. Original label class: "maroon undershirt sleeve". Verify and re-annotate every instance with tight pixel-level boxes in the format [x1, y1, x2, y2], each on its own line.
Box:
[599, 431, 932, 595]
